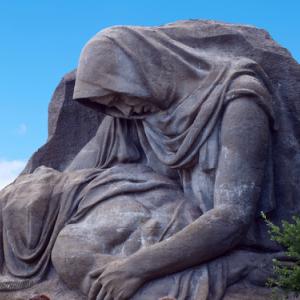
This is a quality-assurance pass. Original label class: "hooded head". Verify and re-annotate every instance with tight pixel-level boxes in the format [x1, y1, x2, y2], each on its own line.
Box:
[73, 25, 208, 118]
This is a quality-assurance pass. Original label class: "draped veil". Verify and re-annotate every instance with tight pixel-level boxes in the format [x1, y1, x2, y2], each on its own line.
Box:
[73, 24, 276, 215]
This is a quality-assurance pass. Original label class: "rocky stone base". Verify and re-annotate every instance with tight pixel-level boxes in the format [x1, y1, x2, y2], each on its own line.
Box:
[0, 275, 298, 300]
[0, 273, 83, 300]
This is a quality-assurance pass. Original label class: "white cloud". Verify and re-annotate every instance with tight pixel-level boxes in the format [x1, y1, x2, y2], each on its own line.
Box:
[0, 159, 27, 190]
[17, 123, 28, 135]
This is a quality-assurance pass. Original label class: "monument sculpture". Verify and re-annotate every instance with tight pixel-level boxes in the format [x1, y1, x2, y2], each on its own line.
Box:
[0, 20, 300, 300]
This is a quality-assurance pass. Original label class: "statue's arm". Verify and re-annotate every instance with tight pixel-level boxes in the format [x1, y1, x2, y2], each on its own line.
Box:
[124, 97, 270, 281]
[91, 97, 270, 300]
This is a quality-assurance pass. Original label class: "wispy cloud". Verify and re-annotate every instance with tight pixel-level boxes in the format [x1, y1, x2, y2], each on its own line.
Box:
[0, 159, 27, 190]
[17, 123, 28, 135]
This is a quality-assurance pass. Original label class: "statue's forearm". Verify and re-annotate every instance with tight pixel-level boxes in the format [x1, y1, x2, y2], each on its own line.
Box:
[126, 206, 248, 281]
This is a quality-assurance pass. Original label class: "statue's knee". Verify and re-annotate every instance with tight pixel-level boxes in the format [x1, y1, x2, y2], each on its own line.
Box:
[51, 229, 96, 291]
[51, 233, 67, 276]
[51, 233, 81, 289]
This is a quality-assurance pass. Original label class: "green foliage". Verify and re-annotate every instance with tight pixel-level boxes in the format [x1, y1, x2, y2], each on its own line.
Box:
[261, 212, 300, 296]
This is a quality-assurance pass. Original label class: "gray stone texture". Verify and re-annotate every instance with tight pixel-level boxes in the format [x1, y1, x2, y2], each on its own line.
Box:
[22, 71, 104, 173]
[0, 20, 299, 300]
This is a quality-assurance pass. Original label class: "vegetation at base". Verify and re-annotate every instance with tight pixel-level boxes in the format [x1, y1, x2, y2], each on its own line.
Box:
[262, 212, 300, 297]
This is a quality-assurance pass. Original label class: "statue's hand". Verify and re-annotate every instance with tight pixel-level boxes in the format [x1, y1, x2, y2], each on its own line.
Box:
[88, 259, 145, 300]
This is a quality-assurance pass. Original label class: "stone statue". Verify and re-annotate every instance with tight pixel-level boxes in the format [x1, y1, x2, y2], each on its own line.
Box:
[0, 20, 300, 300]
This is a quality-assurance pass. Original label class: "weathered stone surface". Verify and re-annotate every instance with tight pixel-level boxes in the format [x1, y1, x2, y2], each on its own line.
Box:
[0, 272, 84, 300]
[0, 20, 299, 300]
[22, 70, 104, 173]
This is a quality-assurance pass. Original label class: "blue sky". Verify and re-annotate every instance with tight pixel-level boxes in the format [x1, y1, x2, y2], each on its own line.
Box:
[0, 0, 299, 187]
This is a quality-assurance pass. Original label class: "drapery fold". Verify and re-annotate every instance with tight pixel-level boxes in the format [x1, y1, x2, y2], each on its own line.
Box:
[74, 25, 275, 172]
[0, 163, 201, 295]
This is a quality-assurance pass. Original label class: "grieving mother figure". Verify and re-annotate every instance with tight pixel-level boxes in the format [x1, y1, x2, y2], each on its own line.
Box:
[50, 24, 278, 299]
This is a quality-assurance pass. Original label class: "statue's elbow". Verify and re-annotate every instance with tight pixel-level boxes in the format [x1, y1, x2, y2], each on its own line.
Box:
[219, 205, 254, 243]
